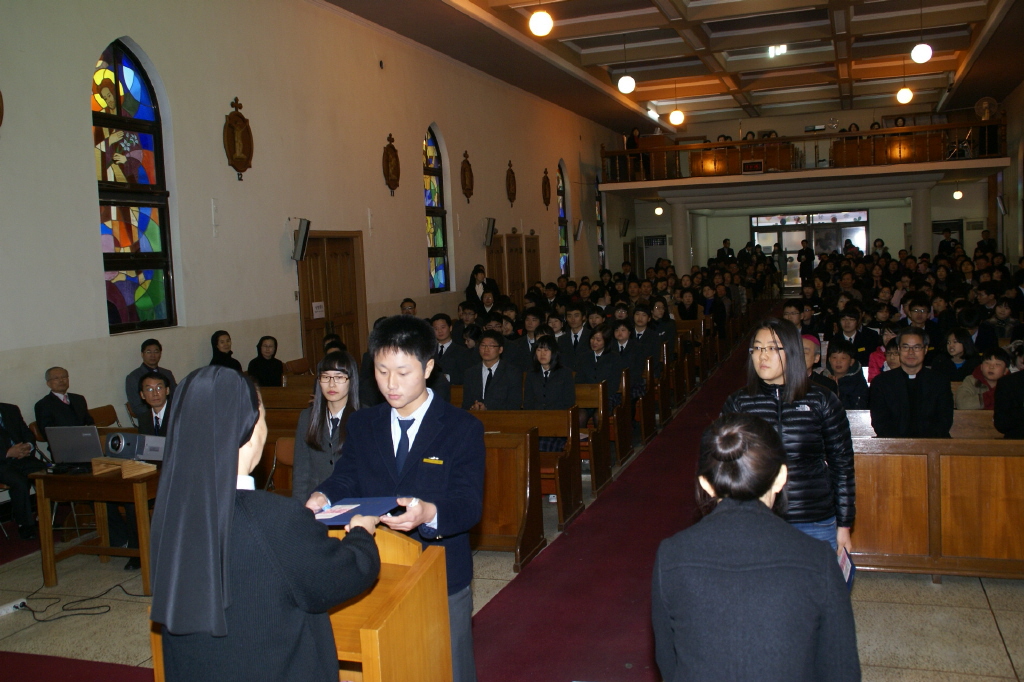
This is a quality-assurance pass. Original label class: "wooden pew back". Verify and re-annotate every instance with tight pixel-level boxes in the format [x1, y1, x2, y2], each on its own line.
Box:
[573, 381, 613, 495]
[471, 429, 546, 572]
[852, 438, 1024, 578]
[846, 409, 1000, 439]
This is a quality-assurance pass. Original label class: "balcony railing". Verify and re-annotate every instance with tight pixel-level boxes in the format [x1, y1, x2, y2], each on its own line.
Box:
[600, 122, 1007, 184]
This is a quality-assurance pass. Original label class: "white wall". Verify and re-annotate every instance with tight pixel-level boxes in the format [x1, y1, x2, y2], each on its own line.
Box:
[0, 0, 623, 421]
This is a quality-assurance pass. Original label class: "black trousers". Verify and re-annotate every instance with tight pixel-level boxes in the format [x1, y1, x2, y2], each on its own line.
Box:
[0, 456, 47, 527]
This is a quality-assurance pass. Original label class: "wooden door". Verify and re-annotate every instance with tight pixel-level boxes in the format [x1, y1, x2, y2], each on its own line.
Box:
[487, 235, 507, 296]
[506, 233, 525, 309]
[524, 235, 541, 290]
[297, 232, 369, 369]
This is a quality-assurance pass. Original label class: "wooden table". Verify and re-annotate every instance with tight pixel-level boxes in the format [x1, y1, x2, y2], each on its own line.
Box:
[29, 469, 159, 595]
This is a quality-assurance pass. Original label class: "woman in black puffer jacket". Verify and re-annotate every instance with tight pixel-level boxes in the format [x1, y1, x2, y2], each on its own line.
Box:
[721, 317, 855, 555]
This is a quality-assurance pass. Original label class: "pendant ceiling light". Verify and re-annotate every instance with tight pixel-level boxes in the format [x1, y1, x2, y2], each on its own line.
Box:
[911, 0, 931, 63]
[668, 80, 684, 125]
[617, 38, 635, 94]
[953, 182, 963, 200]
[896, 57, 913, 104]
[654, 206, 664, 216]
[529, 7, 553, 37]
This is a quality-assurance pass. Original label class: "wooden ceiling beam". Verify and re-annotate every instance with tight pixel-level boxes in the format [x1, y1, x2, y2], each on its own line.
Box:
[851, 53, 960, 80]
[683, 0, 821, 23]
[829, 1, 854, 109]
[709, 25, 831, 52]
[579, 41, 694, 66]
[849, 5, 987, 36]
[668, 19, 760, 116]
[546, 11, 667, 41]
[636, 80, 730, 102]
[741, 69, 837, 91]
[852, 34, 971, 60]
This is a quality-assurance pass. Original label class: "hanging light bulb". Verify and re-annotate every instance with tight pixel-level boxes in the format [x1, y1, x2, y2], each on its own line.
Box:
[618, 74, 636, 94]
[529, 10, 553, 37]
[897, 87, 914, 104]
[654, 206, 664, 216]
[669, 109, 685, 125]
[953, 183, 963, 200]
[910, 0, 931, 63]
[911, 42, 932, 64]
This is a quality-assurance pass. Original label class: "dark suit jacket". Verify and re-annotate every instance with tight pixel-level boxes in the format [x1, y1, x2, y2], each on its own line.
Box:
[162, 492, 380, 682]
[869, 367, 953, 438]
[436, 342, 472, 385]
[137, 401, 170, 437]
[632, 328, 664, 377]
[614, 341, 647, 393]
[125, 364, 177, 421]
[716, 247, 735, 261]
[503, 335, 538, 374]
[574, 351, 624, 393]
[972, 325, 999, 354]
[292, 404, 353, 502]
[464, 277, 499, 304]
[994, 371, 1024, 439]
[34, 392, 94, 436]
[461, 360, 522, 410]
[315, 397, 485, 594]
[0, 403, 35, 452]
[557, 327, 592, 371]
[523, 367, 576, 411]
[830, 328, 882, 367]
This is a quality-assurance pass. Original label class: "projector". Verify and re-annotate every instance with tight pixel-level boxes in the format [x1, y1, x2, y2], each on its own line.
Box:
[105, 433, 165, 461]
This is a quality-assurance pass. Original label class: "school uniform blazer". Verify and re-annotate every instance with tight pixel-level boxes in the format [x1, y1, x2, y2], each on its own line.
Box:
[461, 361, 523, 411]
[829, 328, 882, 367]
[292, 404, 352, 503]
[614, 341, 647, 392]
[436, 342, 472, 385]
[995, 370, 1024, 439]
[503, 335, 538, 374]
[632, 329, 664, 376]
[34, 392, 94, 436]
[315, 398, 485, 594]
[557, 327, 592, 371]
[523, 367, 576, 411]
[574, 351, 624, 391]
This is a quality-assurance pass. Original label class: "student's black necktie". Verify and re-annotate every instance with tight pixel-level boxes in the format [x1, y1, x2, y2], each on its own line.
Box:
[154, 415, 161, 434]
[329, 416, 340, 442]
[395, 419, 414, 473]
[484, 367, 493, 399]
[573, 334, 579, 349]
[438, 344, 445, 358]
[636, 332, 643, 341]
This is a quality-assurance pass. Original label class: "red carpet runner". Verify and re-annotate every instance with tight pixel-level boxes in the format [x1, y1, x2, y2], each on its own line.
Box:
[473, 344, 751, 682]
[0, 652, 153, 682]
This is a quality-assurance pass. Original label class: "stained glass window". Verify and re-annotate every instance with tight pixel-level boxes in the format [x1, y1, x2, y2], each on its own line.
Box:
[557, 166, 569, 276]
[424, 128, 449, 293]
[93, 41, 175, 333]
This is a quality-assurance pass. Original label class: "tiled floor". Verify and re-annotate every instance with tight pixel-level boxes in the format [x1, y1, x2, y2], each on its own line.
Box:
[2, 494, 1021, 679]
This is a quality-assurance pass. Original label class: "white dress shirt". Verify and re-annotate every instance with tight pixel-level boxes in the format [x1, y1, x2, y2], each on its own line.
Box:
[389, 389, 438, 528]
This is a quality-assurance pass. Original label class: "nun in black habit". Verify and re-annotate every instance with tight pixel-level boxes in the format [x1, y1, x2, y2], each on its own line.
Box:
[150, 365, 380, 682]
[246, 335, 284, 387]
[208, 330, 243, 372]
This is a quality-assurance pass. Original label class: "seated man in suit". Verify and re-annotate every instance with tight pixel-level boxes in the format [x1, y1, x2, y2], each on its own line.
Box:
[125, 338, 177, 424]
[461, 330, 522, 411]
[829, 305, 881, 368]
[306, 315, 485, 682]
[557, 303, 592, 372]
[0, 402, 47, 538]
[34, 367, 94, 438]
[869, 327, 953, 438]
[137, 372, 172, 436]
[431, 314, 470, 385]
[995, 362, 1024, 439]
[631, 304, 663, 378]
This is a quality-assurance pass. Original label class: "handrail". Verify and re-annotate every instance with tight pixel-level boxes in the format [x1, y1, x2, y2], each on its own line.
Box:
[600, 120, 1007, 184]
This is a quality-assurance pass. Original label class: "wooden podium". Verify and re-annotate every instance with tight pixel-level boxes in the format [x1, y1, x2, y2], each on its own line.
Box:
[151, 527, 452, 682]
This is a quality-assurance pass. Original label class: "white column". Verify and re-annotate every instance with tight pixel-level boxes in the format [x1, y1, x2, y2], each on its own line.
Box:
[911, 187, 931, 256]
[669, 199, 692, 273]
[692, 213, 709, 269]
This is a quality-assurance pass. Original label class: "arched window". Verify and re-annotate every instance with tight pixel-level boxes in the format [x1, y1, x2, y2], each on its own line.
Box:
[424, 128, 449, 293]
[93, 40, 175, 333]
[557, 165, 570, 276]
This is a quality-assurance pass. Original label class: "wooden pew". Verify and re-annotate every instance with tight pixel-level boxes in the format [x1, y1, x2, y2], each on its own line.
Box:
[150, 528, 453, 682]
[852, 438, 1024, 579]
[282, 373, 316, 391]
[471, 429, 546, 572]
[636, 358, 657, 445]
[608, 369, 635, 466]
[676, 318, 708, 380]
[574, 381, 614, 495]
[259, 386, 312, 431]
[451, 384, 463, 409]
[654, 341, 674, 424]
[471, 409, 584, 531]
[846, 410, 1001, 439]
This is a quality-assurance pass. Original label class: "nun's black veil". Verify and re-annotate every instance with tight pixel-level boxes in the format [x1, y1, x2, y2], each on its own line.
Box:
[150, 365, 259, 636]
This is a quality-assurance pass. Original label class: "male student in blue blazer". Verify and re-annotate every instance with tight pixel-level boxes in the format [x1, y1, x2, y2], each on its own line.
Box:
[306, 315, 485, 682]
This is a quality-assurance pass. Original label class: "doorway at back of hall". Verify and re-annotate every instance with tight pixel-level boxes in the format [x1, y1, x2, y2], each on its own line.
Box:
[751, 210, 869, 289]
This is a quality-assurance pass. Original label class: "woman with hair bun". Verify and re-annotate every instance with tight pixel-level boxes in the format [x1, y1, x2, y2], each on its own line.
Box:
[652, 412, 860, 682]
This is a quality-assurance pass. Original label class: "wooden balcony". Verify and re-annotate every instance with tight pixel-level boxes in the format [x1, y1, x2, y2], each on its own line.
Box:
[601, 122, 1006, 185]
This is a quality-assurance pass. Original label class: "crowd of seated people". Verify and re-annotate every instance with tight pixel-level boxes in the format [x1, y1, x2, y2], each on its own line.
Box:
[787, 235, 1024, 438]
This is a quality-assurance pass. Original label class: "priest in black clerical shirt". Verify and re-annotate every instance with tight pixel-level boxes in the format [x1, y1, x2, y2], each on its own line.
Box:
[0, 402, 47, 538]
[869, 328, 953, 438]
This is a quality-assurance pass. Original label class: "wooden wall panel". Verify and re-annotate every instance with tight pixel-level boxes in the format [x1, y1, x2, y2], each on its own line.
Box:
[853, 454, 930, 556]
[524, 235, 541, 289]
[505, 233, 525, 310]
[486, 234, 506, 296]
[941, 455, 1024, 561]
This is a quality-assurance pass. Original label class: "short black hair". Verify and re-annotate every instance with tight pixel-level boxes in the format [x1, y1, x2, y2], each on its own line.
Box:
[462, 324, 483, 345]
[782, 298, 803, 313]
[480, 329, 506, 349]
[138, 371, 171, 394]
[368, 315, 435, 368]
[565, 302, 585, 315]
[896, 326, 929, 348]
[633, 304, 652, 317]
[827, 338, 857, 359]
[401, 298, 416, 306]
[141, 338, 162, 353]
[523, 307, 543, 322]
[430, 313, 452, 327]
[322, 333, 342, 348]
[981, 348, 1011, 365]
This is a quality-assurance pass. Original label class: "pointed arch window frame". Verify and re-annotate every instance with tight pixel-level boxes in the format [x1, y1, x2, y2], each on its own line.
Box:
[424, 126, 450, 294]
[557, 165, 570, 277]
[93, 39, 176, 334]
